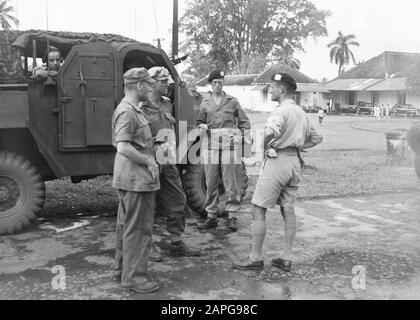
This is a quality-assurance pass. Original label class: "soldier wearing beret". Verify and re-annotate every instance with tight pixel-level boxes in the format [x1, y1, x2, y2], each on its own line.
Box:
[112, 68, 160, 294]
[196, 70, 252, 232]
[142, 67, 201, 258]
[232, 73, 323, 272]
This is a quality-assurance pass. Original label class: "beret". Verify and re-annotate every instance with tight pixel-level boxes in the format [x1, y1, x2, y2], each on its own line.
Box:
[124, 68, 155, 85]
[271, 73, 297, 91]
[208, 70, 225, 83]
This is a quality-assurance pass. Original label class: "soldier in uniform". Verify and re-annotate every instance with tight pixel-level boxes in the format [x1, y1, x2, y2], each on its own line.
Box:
[112, 68, 160, 294]
[33, 46, 62, 81]
[142, 66, 201, 258]
[196, 70, 252, 232]
[232, 73, 323, 272]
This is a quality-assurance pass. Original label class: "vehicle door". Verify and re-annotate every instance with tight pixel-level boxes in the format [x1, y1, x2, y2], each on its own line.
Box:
[58, 43, 119, 151]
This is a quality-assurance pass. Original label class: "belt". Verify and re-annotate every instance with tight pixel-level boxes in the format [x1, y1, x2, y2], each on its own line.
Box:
[276, 147, 299, 153]
[275, 147, 305, 167]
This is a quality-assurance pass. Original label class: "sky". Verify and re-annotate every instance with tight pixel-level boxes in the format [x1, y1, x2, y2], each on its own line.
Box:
[9, 0, 420, 80]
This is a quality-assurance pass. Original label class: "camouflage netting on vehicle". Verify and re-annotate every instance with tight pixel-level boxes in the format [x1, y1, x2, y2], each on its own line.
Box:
[1, 30, 156, 84]
[0, 31, 26, 84]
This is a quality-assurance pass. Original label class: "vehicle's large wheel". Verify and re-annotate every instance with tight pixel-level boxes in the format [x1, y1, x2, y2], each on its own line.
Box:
[0, 152, 46, 235]
[182, 163, 249, 217]
[415, 154, 420, 179]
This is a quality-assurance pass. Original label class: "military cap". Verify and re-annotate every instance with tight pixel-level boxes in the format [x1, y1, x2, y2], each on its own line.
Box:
[124, 68, 156, 85]
[148, 67, 175, 85]
[271, 73, 297, 91]
[208, 70, 225, 83]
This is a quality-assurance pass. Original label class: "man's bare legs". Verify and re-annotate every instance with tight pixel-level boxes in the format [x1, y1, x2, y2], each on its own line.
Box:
[249, 205, 267, 262]
[280, 206, 297, 261]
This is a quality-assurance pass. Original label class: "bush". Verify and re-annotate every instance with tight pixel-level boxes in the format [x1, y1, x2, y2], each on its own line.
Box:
[407, 122, 420, 154]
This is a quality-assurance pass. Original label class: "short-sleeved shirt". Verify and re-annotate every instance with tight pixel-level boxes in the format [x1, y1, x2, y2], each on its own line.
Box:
[112, 98, 160, 192]
[195, 93, 251, 150]
[265, 99, 322, 151]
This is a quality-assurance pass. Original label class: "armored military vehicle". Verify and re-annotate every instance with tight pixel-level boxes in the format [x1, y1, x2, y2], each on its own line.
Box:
[0, 30, 248, 235]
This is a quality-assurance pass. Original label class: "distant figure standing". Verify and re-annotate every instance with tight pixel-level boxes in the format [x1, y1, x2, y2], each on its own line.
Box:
[386, 104, 390, 117]
[374, 104, 380, 120]
[318, 109, 325, 126]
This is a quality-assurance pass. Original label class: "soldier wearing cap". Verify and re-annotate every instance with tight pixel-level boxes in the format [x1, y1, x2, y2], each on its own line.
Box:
[112, 68, 160, 294]
[196, 70, 252, 232]
[141, 66, 201, 258]
[232, 73, 323, 272]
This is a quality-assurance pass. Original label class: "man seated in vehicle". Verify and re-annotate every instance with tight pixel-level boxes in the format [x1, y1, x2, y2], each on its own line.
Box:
[33, 46, 62, 81]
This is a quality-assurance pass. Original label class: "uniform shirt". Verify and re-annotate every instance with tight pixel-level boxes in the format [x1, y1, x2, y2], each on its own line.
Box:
[266, 99, 323, 150]
[141, 97, 176, 143]
[112, 97, 160, 192]
[196, 93, 251, 150]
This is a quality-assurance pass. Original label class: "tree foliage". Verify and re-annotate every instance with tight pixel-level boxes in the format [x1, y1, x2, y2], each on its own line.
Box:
[0, 0, 19, 31]
[181, 0, 329, 78]
[328, 31, 360, 76]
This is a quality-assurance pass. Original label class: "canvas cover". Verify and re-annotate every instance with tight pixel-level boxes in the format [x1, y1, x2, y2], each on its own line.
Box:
[0, 30, 154, 84]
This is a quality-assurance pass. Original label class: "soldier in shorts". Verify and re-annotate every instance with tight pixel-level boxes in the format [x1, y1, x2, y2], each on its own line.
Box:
[232, 73, 323, 272]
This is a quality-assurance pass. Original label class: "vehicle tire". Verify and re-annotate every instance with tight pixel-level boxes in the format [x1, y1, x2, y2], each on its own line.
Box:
[0, 152, 46, 235]
[415, 154, 420, 179]
[182, 163, 249, 217]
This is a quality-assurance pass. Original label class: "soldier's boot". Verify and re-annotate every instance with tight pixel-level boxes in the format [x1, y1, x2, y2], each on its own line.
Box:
[225, 217, 238, 232]
[149, 243, 164, 262]
[122, 278, 160, 294]
[170, 241, 201, 257]
[197, 217, 218, 231]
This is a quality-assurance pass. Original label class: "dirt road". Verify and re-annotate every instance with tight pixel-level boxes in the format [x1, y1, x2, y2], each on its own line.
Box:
[1, 188, 419, 300]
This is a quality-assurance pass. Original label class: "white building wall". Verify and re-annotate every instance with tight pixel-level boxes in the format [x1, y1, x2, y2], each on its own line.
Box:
[407, 93, 420, 107]
[357, 91, 372, 103]
[197, 85, 268, 111]
[331, 91, 345, 108]
[300, 92, 313, 108]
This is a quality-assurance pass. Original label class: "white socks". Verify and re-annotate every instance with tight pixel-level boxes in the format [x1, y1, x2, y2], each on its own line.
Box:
[250, 220, 267, 262]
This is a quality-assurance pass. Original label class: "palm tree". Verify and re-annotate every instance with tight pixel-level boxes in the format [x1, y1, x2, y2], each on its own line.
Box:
[281, 55, 301, 70]
[0, 0, 19, 31]
[328, 31, 359, 76]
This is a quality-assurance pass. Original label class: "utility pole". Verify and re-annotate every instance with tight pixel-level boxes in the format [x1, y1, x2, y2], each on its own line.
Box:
[172, 0, 179, 60]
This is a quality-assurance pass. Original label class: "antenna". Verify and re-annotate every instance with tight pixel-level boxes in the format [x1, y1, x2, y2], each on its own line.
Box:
[154, 38, 165, 49]
[45, 0, 49, 30]
[152, 0, 164, 47]
[134, 8, 137, 39]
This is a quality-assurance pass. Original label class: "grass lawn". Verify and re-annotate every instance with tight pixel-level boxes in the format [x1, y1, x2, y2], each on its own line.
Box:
[43, 115, 419, 216]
